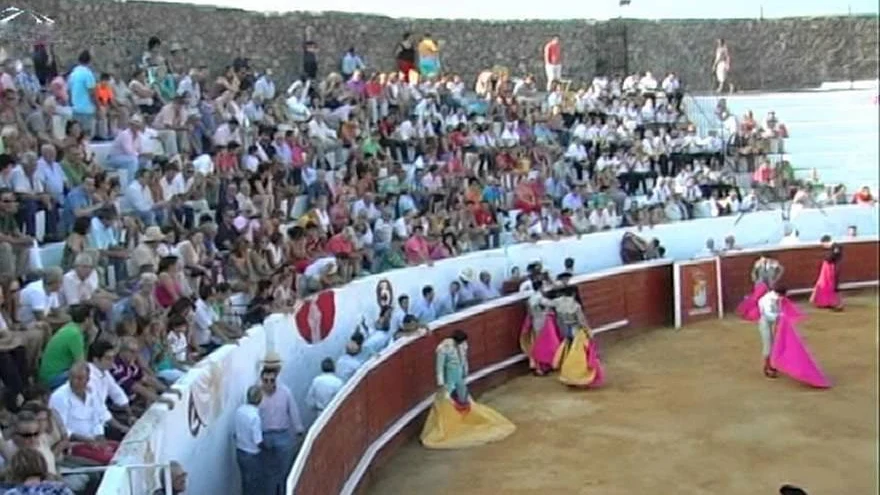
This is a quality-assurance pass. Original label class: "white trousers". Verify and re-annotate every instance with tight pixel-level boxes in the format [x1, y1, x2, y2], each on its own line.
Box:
[758, 316, 776, 358]
[545, 63, 562, 91]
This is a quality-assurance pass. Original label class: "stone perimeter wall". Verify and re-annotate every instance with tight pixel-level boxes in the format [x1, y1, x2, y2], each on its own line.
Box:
[11, 0, 880, 92]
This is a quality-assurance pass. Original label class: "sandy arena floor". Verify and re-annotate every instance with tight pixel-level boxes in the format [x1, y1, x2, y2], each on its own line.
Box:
[368, 290, 878, 495]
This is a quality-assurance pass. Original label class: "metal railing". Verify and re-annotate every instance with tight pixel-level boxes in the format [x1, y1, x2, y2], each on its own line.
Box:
[59, 462, 174, 495]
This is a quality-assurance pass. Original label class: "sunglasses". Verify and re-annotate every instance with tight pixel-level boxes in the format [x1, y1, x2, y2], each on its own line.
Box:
[16, 431, 40, 438]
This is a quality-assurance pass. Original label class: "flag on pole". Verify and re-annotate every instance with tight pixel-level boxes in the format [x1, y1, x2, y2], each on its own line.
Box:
[620, 0, 632, 5]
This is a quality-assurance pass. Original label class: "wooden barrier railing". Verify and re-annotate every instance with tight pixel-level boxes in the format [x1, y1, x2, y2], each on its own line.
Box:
[287, 240, 878, 495]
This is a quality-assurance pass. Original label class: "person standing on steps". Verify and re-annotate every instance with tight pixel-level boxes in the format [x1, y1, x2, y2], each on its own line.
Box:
[303, 41, 318, 81]
[543, 35, 562, 92]
[712, 38, 734, 94]
[395, 32, 417, 83]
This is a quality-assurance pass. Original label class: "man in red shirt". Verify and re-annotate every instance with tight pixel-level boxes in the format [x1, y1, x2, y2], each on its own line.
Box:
[473, 200, 500, 249]
[543, 35, 562, 91]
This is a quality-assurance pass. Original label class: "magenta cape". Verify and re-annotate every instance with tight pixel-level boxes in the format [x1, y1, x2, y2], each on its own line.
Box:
[736, 282, 768, 322]
[770, 300, 831, 388]
[586, 338, 605, 387]
[810, 260, 842, 308]
[520, 315, 562, 369]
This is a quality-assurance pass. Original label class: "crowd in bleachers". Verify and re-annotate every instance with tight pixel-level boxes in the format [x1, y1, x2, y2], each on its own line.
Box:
[0, 29, 795, 493]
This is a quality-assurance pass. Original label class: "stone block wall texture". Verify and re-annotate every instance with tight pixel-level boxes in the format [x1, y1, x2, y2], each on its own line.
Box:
[7, 0, 880, 92]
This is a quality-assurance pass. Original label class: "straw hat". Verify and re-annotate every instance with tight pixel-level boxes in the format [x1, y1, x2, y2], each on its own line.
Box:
[143, 226, 166, 243]
[0, 329, 22, 352]
[262, 351, 282, 369]
[458, 268, 475, 283]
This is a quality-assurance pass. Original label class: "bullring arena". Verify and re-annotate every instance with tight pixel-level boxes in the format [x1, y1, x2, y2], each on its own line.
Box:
[368, 289, 878, 494]
[289, 239, 878, 495]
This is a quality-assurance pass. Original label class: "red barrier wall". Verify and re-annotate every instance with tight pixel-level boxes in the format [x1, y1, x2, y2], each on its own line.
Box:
[289, 240, 878, 495]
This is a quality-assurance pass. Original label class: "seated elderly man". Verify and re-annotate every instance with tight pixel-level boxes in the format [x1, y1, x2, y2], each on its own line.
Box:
[61, 253, 118, 313]
[18, 268, 67, 329]
[152, 94, 190, 157]
[25, 96, 67, 149]
[12, 151, 60, 239]
[48, 361, 120, 465]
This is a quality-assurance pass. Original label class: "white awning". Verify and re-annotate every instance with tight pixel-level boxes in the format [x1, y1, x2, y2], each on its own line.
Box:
[0, 7, 56, 26]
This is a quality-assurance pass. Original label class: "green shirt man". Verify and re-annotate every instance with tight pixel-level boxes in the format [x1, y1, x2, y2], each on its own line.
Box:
[38, 321, 86, 386]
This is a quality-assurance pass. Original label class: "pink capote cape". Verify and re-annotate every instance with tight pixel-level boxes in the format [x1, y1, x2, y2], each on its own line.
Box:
[810, 260, 842, 308]
[770, 299, 831, 388]
[520, 314, 562, 370]
[736, 282, 768, 322]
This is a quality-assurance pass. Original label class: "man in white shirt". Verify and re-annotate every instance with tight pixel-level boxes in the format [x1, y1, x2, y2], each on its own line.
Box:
[234, 385, 265, 495]
[124, 168, 166, 226]
[351, 193, 381, 222]
[412, 286, 439, 324]
[176, 67, 204, 110]
[193, 285, 238, 351]
[48, 362, 116, 461]
[18, 267, 63, 325]
[12, 151, 59, 239]
[389, 295, 410, 335]
[258, 363, 304, 495]
[87, 339, 132, 437]
[472, 271, 501, 302]
[638, 71, 658, 92]
[307, 113, 339, 152]
[212, 118, 240, 148]
[757, 287, 786, 378]
[61, 252, 116, 316]
[335, 340, 363, 382]
[252, 70, 276, 101]
[159, 162, 189, 203]
[306, 358, 345, 413]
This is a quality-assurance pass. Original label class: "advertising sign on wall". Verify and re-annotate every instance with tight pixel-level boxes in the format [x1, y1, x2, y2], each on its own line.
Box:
[674, 257, 723, 328]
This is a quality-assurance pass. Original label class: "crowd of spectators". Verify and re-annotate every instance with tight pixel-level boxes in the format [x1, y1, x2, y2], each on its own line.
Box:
[0, 27, 845, 493]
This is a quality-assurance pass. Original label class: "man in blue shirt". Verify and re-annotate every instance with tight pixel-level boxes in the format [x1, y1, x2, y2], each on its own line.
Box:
[412, 285, 439, 324]
[68, 51, 97, 138]
[61, 176, 101, 233]
[340, 47, 365, 81]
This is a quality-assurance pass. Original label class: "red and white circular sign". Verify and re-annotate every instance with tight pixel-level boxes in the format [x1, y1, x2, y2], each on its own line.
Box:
[294, 291, 337, 343]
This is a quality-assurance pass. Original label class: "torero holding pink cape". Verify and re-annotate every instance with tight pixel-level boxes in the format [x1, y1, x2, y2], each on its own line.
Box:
[757, 287, 831, 388]
[737, 254, 784, 322]
[519, 280, 563, 375]
[810, 242, 844, 311]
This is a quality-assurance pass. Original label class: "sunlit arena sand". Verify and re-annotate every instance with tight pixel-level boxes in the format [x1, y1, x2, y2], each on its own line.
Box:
[367, 290, 878, 495]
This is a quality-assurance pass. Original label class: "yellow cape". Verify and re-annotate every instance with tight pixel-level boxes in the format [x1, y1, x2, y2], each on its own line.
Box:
[420, 393, 516, 449]
[553, 328, 600, 387]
